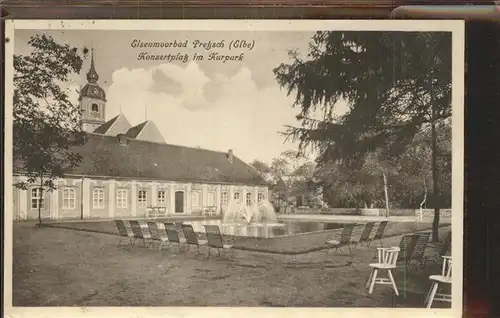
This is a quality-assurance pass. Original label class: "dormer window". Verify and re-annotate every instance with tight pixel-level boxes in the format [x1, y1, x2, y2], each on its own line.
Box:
[91, 103, 100, 118]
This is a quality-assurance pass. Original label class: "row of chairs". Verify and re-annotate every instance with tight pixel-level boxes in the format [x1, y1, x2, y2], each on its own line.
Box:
[325, 221, 388, 253]
[114, 219, 235, 257]
[325, 221, 451, 271]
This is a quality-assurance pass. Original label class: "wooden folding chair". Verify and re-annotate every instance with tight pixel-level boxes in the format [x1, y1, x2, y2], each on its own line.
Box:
[367, 221, 388, 247]
[129, 220, 153, 247]
[426, 231, 452, 265]
[352, 222, 375, 248]
[181, 224, 208, 254]
[204, 224, 235, 258]
[325, 223, 356, 253]
[147, 221, 169, 251]
[396, 234, 419, 272]
[161, 222, 186, 251]
[409, 232, 431, 270]
[114, 219, 134, 246]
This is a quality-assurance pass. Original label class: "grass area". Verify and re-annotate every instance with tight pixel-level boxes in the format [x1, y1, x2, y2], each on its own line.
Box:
[45, 219, 451, 254]
[12, 222, 452, 307]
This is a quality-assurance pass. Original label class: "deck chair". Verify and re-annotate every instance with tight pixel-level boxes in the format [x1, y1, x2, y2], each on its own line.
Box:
[147, 221, 169, 251]
[114, 219, 134, 246]
[426, 231, 452, 265]
[396, 234, 419, 272]
[181, 224, 208, 254]
[160, 222, 186, 251]
[129, 220, 153, 247]
[409, 232, 431, 270]
[325, 223, 356, 254]
[367, 221, 388, 247]
[204, 225, 235, 258]
[351, 222, 375, 248]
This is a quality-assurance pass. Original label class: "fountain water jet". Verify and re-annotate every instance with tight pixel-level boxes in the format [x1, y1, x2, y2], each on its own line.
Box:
[222, 199, 281, 225]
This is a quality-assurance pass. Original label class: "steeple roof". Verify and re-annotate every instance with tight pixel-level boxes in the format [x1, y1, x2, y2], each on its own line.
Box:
[79, 48, 106, 102]
[86, 49, 99, 83]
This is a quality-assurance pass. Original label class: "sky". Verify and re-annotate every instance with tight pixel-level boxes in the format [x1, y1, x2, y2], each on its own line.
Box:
[14, 29, 349, 164]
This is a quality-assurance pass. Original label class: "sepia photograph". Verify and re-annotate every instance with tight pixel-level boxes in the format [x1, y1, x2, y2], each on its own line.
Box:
[4, 20, 464, 318]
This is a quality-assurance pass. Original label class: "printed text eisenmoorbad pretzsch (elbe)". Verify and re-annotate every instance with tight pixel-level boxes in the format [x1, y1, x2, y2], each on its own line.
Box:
[130, 39, 255, 63]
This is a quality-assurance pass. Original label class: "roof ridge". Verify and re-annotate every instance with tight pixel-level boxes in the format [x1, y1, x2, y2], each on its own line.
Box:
[86, 132, 234, 157]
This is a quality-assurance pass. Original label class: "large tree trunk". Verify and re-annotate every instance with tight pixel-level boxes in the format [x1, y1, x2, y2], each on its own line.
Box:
[431, 104, 440, 242]
[383, 172, 390, 218]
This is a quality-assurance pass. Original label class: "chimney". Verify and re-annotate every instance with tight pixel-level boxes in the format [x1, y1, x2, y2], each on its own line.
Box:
[227, 149, 234, 163]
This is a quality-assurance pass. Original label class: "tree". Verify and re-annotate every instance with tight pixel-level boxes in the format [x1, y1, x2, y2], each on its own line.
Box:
[274, 31, 451, 241]
[13, 34, 86, 226]
[312, 122, 451, 211]
[250, 159, 272, 184]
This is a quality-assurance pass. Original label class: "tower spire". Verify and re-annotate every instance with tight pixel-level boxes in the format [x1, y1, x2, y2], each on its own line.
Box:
[86, 47, 99, 84]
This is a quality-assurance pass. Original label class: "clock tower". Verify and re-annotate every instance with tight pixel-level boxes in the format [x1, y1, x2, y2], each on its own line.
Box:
[79, 49, 107, 133]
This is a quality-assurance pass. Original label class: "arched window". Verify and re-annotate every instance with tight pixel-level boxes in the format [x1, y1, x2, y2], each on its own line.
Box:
[91, 103, 100, 118]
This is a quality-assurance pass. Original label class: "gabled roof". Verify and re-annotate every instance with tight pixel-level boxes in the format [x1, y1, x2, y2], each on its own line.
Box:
[126, 121, 148, 139]
[126, 120, 166, 144]
[93, 115, 120, 134]
[14, 133, 267, 186]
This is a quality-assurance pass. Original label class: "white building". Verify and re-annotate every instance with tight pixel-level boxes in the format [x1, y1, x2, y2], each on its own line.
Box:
[12, 50, 268, 221]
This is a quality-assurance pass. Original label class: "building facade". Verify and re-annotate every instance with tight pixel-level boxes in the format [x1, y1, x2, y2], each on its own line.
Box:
[12, 50, 268, 221]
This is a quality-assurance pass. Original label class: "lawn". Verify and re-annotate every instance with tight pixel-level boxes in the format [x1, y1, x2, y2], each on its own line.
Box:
[12, 222, 452, 307]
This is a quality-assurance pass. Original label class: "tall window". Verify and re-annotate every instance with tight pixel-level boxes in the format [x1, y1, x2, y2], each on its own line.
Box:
[234, 192, 241, 204]
[192, 191, 200, 207]
[92, 188, 105, 209]
[258, 193, 265, 203]
[62, 188, 76, 209]
[138, 190, 147, 207]
[116, 189, 128, 209]
[157, 190, 166, 207]
[221, 192, 228, 206]
[30, 188, 44, 209]
[207, 192, 215, 207]
[246, 192, 252, 206]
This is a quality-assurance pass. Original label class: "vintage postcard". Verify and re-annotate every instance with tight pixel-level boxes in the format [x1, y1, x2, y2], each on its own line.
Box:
[4, 20, 464, 318]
